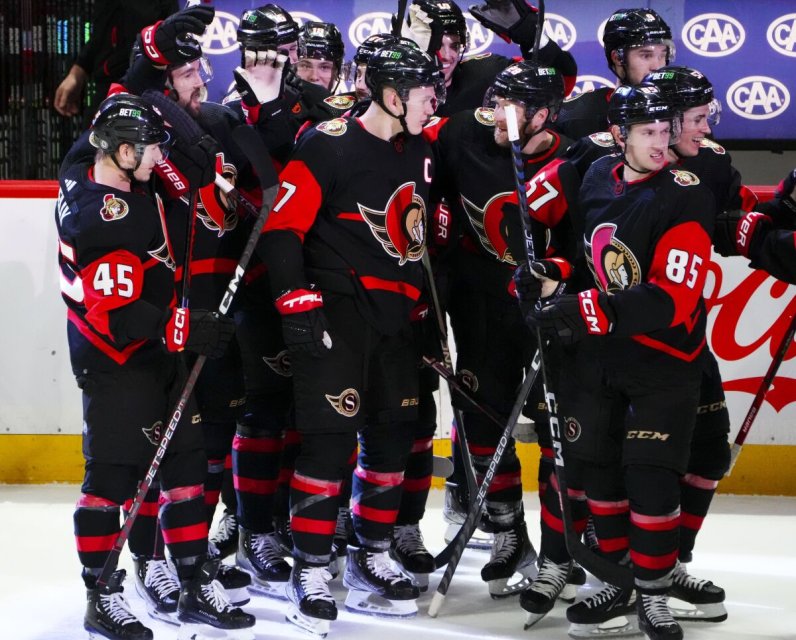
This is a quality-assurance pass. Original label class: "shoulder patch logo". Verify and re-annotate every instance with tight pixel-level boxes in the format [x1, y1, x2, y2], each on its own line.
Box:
[469, 52, 492, 60]
[324, 94, 356, 110]
[100, 194, 129, 221]
[325, 388, 360, 417]
[699, 138, 726, 155]
[474, 106, 495, 126]
[317, 117, 348, 136]
[358, 182, 426, 264]
[589, 131, 616, 148]
[670, 169, 701, 186]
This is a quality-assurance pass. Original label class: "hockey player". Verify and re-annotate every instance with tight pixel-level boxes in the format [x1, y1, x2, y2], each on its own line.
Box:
[295, 21, 346, 93]
[399, 0, 577, 115]
[522, 84, 715, 640]
[258, 41, 443, 635]
[555, 7, 673, 140]
[56, 93, 255, 640]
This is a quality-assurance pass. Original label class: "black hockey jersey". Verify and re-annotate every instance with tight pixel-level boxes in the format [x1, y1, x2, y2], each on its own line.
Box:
[260, 117, 434, 335]
[579, 156, 716, 363]
[56, 163, 177, 370]
[554, 87, 613, 141]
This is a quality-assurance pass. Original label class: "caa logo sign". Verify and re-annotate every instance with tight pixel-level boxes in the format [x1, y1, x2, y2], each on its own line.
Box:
[682, 13, 745, 57]
[543, 13, 576, 51]
[767, 13, 796, 57]
[290, 12, 323, 28]
[726, 76, 790, 120]
[199, 11, 240, 55]
[348, 11, 493, 55]
[568, 75, 615, 98]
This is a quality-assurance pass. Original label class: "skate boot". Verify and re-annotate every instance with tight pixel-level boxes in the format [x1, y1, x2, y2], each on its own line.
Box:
[236, 526, 291, 600]
[286, 559, 337, 638]
[343, 546, 419, 617]
[215, 563, 252, 607]
[480, 521, 537, 598]
[273, 514, 293, 557]
[133, 556, 180, 625]
[566, 584, 639, 638]
[177, 559, 255, 640]
[330, 507, 354, 576]
[85, 569, 153, 640]
[209, 510, 239, 560]
[520, 558, 572, 629]
[638, 593, 683, 640]
[561, 563, 588, 603]
[390, 523, 435, 592]
[667, 561, 727, 622]
[442, 480, 493, 550]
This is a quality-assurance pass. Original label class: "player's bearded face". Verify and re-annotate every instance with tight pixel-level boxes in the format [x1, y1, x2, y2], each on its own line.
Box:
[437, 35, 463, 85]
[623, 45, 668, 84]
[132, 143, 164, 182]
[674, 104, 712, 158]
[170, 61, 206, 116]
[403, 86, 438, 134]
[492, 98, 530, 147]
[624, 121, 671, 173]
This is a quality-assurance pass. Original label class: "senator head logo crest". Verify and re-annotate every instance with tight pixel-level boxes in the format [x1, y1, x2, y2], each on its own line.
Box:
[359, 182, 426, 264]
[460, 191, 517, 264]
[586, 223, 641, 293]
[100, 194, 129, 221]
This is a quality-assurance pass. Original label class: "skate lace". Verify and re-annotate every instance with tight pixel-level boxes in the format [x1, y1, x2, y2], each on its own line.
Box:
[299, 566, 335, 603]
[252, 532, 285, 565]
[210, 512, 237, 545]
[673, 563, 711, 591]
[489, 529, 518, 564]
[367, 551, 408, 585]
[200, 579, 235, 613]
[100, 591, 139, 625]
[643, 594, 676, 626]
[394, 524, 427, 557]
[145, 559, 180, 598]
[585, 584, 622, 609]
[531, 560, 569, 598]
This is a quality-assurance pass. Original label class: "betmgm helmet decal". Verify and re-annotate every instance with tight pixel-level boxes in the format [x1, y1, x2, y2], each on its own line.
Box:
[586, 223, 641, 294]
[358, 182, 427, 265]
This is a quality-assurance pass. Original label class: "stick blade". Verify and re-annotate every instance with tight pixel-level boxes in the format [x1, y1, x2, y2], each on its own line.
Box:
[428, 591, 445, 618]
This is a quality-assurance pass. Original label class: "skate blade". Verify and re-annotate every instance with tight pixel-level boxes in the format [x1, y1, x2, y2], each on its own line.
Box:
[344, 590, 418, 618]
[286, 605, 332, 638]
[487, 564, 536, 599]
[442, 522, 493, 550]
[406, 571, 429, 593]
[247, 578, 288, 601]
[178, 622, 255, 640]
[668, 597, 728, 623]
[524, 610, 549, 630]
[567, 616, 641, 638]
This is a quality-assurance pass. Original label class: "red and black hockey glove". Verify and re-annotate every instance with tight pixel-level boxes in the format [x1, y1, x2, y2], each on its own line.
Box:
[736, 211, 773, 259]
[469, 0, 538, 51]
[275, 286, 333, 357]
[162, 307, 235, 359]
[527, 288, 615, 344]
[140, 5, 215, 66]
[158, 134, 219, 192]
[512, 257, 572, 316]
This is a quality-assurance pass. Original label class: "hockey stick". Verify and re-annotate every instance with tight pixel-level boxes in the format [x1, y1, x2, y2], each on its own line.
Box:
[506, 105, 633, 590]
[727, 310, 796, 475]
[532, 0, 545, 64]
[393, 0, 409, 37]
[96, 126, 279, 589]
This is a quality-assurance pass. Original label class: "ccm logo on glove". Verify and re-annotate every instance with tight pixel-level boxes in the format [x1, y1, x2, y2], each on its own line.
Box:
[579, 289, 612, 335]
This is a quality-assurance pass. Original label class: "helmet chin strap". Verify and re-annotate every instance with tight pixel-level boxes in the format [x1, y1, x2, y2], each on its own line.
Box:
[376, 92, 410, 136]
[111, 144, 144, 182]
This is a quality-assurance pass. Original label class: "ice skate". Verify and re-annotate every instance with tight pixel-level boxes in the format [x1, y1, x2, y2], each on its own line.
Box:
[273, 514, 294, 557]
[84, 569, 153, 640]
[442, 480, 493, 550]
[638, 593, 683, 640]
[177, 559, 255, 640]
[286, 559, 337, 638]
[667, 561, 727, 622]
[133, 556, 180, 625]
[343, 546, 419, 617]
[561, 563, 588, 603]
[209, 510, 239, 560]
[521, 558, 573, 629]
[390, 523, 435, 592]
[480, 521, 537, 598]
[235, 527, 290, 600]
[567, 584, 640, 638]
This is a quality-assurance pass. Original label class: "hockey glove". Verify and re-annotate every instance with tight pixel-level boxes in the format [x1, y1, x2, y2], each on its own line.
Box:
[527, 288, 615, 344]
[469, 0, 540, 51]
[275, 286, 333, 357]
[735, 211, 773, 259]
[160, 134, 219, 191]
[512, 257, 572, 315]
[234, 53, 287, 124]
[398, 4, 439, 55]
[163, 308, 235, 359]
[140, 5, 215, 67]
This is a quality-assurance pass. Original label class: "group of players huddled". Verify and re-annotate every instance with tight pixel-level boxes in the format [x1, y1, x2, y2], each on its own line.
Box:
[54, 2, 796, 640]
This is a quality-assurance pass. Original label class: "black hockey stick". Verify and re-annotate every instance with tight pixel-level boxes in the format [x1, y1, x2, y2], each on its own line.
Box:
[727, 310, 796, 475]
[532, 0, 545, 64]
[506, 105, 633, 590]
[96, 126, 279, 589]
[393, 0, 409, 37]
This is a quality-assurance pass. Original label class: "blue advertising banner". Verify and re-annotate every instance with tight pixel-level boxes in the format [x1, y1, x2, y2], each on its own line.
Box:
[197, 0, 795, 145]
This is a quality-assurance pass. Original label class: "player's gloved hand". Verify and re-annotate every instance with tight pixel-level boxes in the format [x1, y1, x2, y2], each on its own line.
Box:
[527, 288, 614, 344]
[162, 308, 235, 358]
[771, 168, 796, 221]
[234, 52, 287, 123]
[275, 286, 333, 356]
[735, 211, 773, 259]
[160, 133, 219, 190]
[469, 0, 542, 51]
[397, 4, 438, 55]
[512, 257, 571, 315]
[140, 5, 215, 66]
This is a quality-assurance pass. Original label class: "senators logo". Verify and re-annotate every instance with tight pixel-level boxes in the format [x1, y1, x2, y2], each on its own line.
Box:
[459, 369, 479, 393]
[195, 153, 239, 236]
[142, 421, 164, 445]
[699, 138, 726, 155]
[460, 191, 517, 264]
[325, 388, 361, 417]
[359, 182, 426, 264]
[564, 417, 581, 442]
[323, 94, 356, 111]
[589, 131, 616, 148]
[474, 107, 495, 126]
[670, 169, 701, 187]
[586, 223, 641, 293]
[263, 350, 292, 377]
[317, 118, 348, 136]
[100, 194, 129, 221]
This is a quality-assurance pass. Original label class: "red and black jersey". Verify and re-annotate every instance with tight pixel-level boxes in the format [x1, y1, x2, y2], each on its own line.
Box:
[260, 117, 434, 335]
[56, 162, 178, 370]
[554, 87, 613, 141]
[746, 227, 796, 284]
[579, 156, 716, 363]
[434, 106, 574, 297]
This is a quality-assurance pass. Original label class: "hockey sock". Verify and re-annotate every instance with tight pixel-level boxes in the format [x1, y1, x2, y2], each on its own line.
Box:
[583, 461, 630, 564]
[539, 460, 586, 564]
[291, 471, 345, 562]
[232, 423, 283, 532]
[74, 493, 122, 574]
[204, 456, 225, 525]
[125, 483, 163, 558]
[220, 455, 237, 512]
[678, 472, 719, 562]
[274, 426, 302, 521]
[159, 484, 208, 562]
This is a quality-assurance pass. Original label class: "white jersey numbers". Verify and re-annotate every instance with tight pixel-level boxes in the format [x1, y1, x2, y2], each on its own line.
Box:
[666, 249, 703, 288]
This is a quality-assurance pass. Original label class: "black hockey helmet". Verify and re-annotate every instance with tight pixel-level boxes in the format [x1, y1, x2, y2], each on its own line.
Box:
[643, 65, 721, 126]
[603, 9, 674, 73]
[484, 61, 565, 123]
[608, 83, 680, 142]
[237, 4, 299, 50]
[353, 33, 399, 66]
[298, 22, 345, 71]
[411, 0, 468, 52]
[365, 40, 446, 104]
[90, 93, 170, 153]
